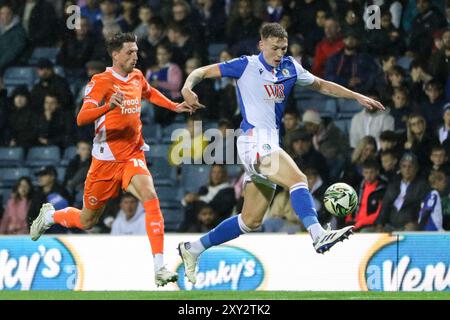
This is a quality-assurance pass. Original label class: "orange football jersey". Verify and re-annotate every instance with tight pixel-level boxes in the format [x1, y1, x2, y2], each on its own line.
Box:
[80, 67, 177, 161]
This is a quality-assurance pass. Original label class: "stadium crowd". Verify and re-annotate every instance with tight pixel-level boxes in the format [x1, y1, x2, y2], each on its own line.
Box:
[0, 0, 449, 235]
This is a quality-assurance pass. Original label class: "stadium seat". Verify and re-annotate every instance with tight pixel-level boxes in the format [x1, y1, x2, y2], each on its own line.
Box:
[0, 187, 12, 207]
[298, 98, 338, 118]
[3, 67, 36, 90]
[337, 99, 364, 114]
[53, 65, 66, 77]
[155, 185, 182, 202]
[0, 167, 31, 188]
[142, 123, 161, 144]
[28, 47, 60, 65]
[162, 123, 186, 143]
[55, 166, 67, 183]
[147, 144, 171, 159]
[25, 146, 61, 167]
[0, 147, 25, 167]
[225, 164, 243, 180]
[294, 87, 324, 100]
[180, 164, 211, 193]
[159, 202, 184, 231]
[61, 146, 77, 165]
[208, 43, 227, 63]
[147, 156, 177, 185]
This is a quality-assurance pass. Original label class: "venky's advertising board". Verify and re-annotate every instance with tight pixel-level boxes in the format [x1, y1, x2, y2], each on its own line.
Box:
[1, 233, 448, 291]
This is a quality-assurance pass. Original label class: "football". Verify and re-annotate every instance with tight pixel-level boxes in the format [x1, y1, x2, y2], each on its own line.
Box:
[323, 183, 358, 217]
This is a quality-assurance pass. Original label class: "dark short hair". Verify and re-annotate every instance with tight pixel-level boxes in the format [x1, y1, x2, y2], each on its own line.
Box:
[362, 159, 380, 171]
[149, 16, 165, 29]
[284, 107, 300, 118]
[121, 192, 138, 201]
[431, 144, 446, 154]
[380, 149, 398, 158]
[379, 130, 398, 142]
[106, 32, 137, 56]
[260, 23, 288, 40]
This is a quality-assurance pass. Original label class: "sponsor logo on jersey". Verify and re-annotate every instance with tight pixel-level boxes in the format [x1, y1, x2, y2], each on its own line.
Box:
[263, 84, 285, 102]
[177, 246, 265, 291]
[0, 237, 82, 290]
[262, 144, 271, 151]
[360, 234, 450, 291]
[120, 98, 141, 114]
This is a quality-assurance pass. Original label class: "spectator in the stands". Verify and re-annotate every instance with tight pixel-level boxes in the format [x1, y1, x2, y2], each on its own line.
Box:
[311, 17, 344, 78]
[418, 169, 447, 231]
[28, 165, 72, 234]
[0, 3, 27, 74]
[438, 102, 450, 144]
[302, 9, 327, 56]
[118, 0, 139, 33]
[409, 59, 434, 105]
[80, 0, 101, 27]
[373, 54, 397, 104]
[389, 87, 413, 133]
[419, 80, 447, 131]
[404, 113, 438, 169]
[376, 152, 430, 232]
[57, 16, 96, 70]
[137, 17, 168, 71]
[340, 7, 364, 41]
[0, 177, 33, 235]
[166, 22, 206, 66]
[111, 193, 146, 235]
[341, 135, 378, 190]
[18, 0, 59, 48]
[346, 159, 387, 232]
[378, 130, 403, 155]
[64, 140, 92, 207]
[5, 86, 37, 148]
[408, 0, 447, 58]
[133, 4, 154, 41]
[92, 0, 121, 36]
[179, 164, 236, 231]
[425, 145, 450, 177]
[226, 0, 262, 50]
[194, 0, 227, 43]
[379, 65, 407, 106]
[183, 202, 219, 233]
[282, 108, 301, 154]
[430, 28, 450, 85]
[350, 91, 395, 148]
[31, 58, 74, 111]
[380, 149, 400, 182]
[35, 93, 74, 149]
[170, 0, 204, 45]
[146, 43, 183, 125]
[291, 130, 330, 183]
[325, 29, 378, 93]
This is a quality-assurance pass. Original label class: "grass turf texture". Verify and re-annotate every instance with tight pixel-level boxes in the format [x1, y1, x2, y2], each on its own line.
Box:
[1, 291, 450, 300]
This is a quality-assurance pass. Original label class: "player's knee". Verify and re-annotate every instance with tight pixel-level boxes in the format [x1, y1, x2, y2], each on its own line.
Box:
[290, 172, 308, 188]
[80, 212, 100, 229]
[139, 188, 157, 202]
[242, 216, 263, 230]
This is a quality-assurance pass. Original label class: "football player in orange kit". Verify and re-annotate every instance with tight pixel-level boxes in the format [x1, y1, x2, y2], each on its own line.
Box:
[30, 32, 194, 287]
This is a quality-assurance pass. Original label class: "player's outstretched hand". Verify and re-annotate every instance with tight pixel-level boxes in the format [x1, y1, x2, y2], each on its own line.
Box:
[356, 94, 385, 111]
[110, 91, 124, 109]
[181, 88, 206, 111]
[175, 101, 195, 114]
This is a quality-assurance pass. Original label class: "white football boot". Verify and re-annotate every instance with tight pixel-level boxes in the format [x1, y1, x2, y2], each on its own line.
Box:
[30, 203, 55, 241]
[177, 242, 198, 284]
[313, 224, 353, 254]
[154, 266, 178, 287]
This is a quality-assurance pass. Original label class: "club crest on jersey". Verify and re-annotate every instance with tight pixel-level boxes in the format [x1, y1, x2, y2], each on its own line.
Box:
[84, 81, 95, 96]
[263, 84, 285, 101]
[282, 69, 290, 76]
[132, 79, 140, 87]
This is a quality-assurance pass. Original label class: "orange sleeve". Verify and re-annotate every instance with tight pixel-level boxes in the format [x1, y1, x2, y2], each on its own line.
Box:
[77, 76, 110, 126]
[141, 73, 178, 111]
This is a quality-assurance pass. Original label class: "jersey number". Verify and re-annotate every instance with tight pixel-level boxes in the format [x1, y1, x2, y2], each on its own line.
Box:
[130, 158, 146, 169]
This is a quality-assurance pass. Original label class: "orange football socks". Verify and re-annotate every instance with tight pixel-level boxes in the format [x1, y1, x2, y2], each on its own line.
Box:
[143, 198, 165, 255]
[53, 207, 84, 229]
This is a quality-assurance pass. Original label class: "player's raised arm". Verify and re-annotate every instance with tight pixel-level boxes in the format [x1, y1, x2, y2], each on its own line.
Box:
[307, 76, 385, 111]
[181, 64, 222, 109]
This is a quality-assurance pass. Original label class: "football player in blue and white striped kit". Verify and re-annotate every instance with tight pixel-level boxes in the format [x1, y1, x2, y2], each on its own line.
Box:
[178, 23, 385, 284]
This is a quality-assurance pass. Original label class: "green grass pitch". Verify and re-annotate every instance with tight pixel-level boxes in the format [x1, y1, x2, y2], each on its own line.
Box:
[1, 291, 450, 300]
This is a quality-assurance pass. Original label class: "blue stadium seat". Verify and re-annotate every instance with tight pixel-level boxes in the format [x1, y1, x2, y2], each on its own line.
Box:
[160, 202, 184, 231]
[147, 156, 177, 185]
[3, 67, 36, 90]
[147, 144, 171, 159]
[0, 187, 12, 207]
[28, 47, 60, 65]
[142, 123, 161, 144]
[0, 167, 31, 188]
[338, 99, 364, 114]
[26, 146, 61, 167]
[0, 147, 25, 167]
[55, 166, 67, 183]
[397, 56, 413, 71]
[334, 119, 352, 136]
[208, 43, 227, 63]
[298, 98, 338, 118]
[61, 146, 77, 165]
[155, 185, 182, 202]
[225, 164, 243, 180]
[181, 164, 211, 193]
[294, 87, 324, 100]
[162, 123, 186, 143]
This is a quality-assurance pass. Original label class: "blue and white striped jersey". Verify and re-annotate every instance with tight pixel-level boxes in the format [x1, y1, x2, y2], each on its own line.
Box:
[218, 53, 315, 132]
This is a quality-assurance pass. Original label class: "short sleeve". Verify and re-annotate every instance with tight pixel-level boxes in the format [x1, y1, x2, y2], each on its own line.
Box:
[218, 56, 249, 79]
[291, 57, 315, 86]
[83, 75, 107, 106]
